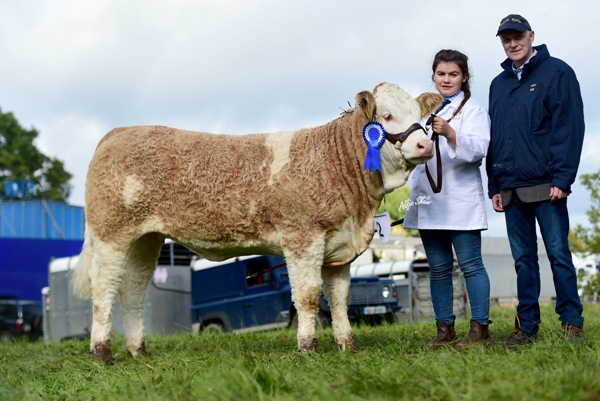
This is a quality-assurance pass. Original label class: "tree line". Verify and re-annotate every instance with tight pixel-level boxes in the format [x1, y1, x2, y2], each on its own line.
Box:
[0, 108, 71, 202]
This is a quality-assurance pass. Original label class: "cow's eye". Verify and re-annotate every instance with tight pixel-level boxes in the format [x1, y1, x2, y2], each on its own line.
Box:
[382, 114, 393, 121]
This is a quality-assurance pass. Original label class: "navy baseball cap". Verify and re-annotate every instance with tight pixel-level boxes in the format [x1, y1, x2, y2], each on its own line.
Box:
[496, 14, 532, 36]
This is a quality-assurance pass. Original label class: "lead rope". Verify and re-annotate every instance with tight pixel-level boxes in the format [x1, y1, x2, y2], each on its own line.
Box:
[425, 134, 443, 193]
[246, 262, 287, 279]
[424, 95, 469, 193]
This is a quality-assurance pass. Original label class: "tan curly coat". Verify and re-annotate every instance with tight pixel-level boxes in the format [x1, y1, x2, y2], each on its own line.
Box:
[73, 83, 436, 364]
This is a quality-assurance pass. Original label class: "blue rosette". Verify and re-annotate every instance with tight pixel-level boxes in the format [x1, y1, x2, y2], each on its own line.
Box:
[362, 121, 386, 172]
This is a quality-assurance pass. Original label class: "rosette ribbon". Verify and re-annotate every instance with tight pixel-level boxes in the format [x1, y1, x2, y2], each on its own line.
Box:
[362, 121, 386, 172]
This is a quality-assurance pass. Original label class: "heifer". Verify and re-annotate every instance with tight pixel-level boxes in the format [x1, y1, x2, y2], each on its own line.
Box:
[72, 82, 435, 364]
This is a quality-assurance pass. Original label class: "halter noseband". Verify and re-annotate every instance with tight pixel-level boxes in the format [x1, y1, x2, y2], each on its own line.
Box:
[384, 122, 426, 144]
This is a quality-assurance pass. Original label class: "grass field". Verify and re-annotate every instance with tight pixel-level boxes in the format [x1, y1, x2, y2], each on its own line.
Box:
[1, 304, 599, 401]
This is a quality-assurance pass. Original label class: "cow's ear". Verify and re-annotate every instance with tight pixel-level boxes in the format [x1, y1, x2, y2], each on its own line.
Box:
[355, 90, 376, 121]
[416, 92, 443, 117]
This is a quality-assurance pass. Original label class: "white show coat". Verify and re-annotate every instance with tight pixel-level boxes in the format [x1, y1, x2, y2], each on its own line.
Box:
[403, 93, 490, 230]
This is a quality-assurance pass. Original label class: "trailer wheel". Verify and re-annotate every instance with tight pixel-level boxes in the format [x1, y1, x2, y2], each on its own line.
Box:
[203, 322, 224, 333]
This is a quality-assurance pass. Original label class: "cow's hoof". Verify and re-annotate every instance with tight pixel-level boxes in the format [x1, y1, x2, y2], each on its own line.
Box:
[127, 341, 147, 358]
[298, 337, 319, 353]
[92, 341, 114, 365]
[338, 336, 356, 353]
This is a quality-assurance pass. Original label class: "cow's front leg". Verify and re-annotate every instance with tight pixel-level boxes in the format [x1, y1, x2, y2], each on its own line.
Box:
[285, 239, 325, 352]
[322, 264, 355, 352]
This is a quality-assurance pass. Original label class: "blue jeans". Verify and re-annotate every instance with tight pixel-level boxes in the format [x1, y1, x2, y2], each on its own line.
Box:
[419, 230, 490, 325]
[504, 195, 583, 334]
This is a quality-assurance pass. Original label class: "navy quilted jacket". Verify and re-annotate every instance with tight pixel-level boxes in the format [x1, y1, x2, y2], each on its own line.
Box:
[486, 44, 585, 196]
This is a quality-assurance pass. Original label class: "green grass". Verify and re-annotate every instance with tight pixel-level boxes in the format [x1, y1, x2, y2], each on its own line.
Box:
[1, 304, 599, 401]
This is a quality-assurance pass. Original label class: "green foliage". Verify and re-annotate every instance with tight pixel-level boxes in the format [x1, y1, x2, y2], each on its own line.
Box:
[377, 186, 419, 237]
[2, 304, 600, 401]
[569, 229, 589, 253]
[0, 108, 72, 202]
[573, 171, 600, 253]
[579, 270, 600, 297]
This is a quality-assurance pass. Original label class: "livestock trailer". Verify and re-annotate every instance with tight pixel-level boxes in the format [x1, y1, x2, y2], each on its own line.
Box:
[481, 236, 555, 306]
[351, 258, 468, 322]
[43, 242, 194, 343]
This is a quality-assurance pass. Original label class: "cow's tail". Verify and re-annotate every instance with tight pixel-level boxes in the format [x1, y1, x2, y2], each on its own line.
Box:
[72, 227, 94, 299]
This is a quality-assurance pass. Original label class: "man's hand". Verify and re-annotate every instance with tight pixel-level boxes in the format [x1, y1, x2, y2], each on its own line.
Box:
[492, 193, 504, 212]
[550, 186, 568, 201]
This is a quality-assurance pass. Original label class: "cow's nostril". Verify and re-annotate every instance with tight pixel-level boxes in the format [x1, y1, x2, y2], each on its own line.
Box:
[417, 141, 434, 157]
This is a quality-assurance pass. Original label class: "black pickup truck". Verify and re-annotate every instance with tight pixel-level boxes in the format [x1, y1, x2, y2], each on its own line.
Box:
[0, 296, 43, 341]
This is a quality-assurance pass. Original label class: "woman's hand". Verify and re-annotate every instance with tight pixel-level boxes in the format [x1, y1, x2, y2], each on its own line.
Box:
[431, 116, 456, 148]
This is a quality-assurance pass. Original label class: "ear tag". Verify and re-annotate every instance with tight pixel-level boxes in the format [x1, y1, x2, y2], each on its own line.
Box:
[362, 121, 386, 172]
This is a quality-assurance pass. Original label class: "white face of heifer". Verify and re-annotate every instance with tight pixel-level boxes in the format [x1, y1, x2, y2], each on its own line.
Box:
[372, 83, 433, 192]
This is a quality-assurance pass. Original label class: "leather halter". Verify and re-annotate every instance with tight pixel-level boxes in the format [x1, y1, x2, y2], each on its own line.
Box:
[384, 122, 426, 144]
[382, 121, 433, 228]
[384, 121, 442, 194]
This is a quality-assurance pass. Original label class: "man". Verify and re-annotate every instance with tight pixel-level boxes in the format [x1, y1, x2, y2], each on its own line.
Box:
[486, 14, 585, 344]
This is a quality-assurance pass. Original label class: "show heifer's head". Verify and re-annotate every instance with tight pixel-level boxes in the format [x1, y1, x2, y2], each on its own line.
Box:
[356, 82, 434, 193]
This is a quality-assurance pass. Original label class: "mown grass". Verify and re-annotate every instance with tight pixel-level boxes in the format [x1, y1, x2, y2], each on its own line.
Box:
[1, 304, 599, 401]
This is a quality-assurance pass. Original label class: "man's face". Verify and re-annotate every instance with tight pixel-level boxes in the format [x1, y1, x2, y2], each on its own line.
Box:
[499, 29, 535, 68]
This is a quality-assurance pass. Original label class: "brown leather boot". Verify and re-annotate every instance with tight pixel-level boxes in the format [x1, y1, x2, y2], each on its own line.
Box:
[427, 321, 458, 349]
[455, 320, 491, 349]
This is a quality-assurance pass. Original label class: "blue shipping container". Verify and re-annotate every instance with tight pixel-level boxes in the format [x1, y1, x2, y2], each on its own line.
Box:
[0, 238, 83, 300]
[0, 200, 84, 240]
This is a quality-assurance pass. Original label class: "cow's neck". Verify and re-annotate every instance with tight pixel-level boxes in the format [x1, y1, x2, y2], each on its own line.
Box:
[308, 111, 385, 216]
[349, 115, 386, 212]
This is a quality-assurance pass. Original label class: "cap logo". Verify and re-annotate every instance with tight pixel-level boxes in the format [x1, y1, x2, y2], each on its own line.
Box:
[500, 17, 524, 27]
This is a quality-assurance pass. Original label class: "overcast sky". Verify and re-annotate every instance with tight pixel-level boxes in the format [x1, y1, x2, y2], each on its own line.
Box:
[0, 0, 597, 237]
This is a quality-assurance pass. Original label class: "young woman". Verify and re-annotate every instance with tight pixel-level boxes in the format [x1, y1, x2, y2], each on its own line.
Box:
[403, 49, 492, 349]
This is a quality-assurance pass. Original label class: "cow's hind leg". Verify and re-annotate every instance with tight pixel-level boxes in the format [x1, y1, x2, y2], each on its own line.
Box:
[119, 233, 164, 358]
[322, 264, 355, 352]
[89, 241, 129, 364]
[285, 237, 325, 352]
